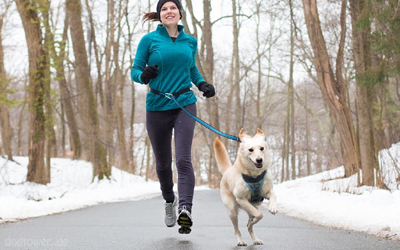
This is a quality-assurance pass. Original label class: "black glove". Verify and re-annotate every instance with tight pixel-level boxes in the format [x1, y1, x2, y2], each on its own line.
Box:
[198, 81, 215, 98]
[140, 65, 158, 84]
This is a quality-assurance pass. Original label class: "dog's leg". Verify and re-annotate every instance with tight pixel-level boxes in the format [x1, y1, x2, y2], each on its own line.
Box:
[237, 199, 263, 225]
[266, 190, 277, 214]
[227, 209, 247, 246]
[223, 194, 247, 246]
[236, 199, 264, 245]
[247, 214, 263, 245]
[225, 197, 247, 246]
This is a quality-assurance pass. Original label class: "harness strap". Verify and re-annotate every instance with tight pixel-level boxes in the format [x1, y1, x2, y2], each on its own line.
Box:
[242, 170, 267, 203]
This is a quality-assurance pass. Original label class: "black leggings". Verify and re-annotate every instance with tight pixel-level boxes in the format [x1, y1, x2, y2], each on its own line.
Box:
[146, 103, 196, 211]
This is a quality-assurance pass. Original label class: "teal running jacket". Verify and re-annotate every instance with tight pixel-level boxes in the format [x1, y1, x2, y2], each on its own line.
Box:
[131, 24, 205, 111]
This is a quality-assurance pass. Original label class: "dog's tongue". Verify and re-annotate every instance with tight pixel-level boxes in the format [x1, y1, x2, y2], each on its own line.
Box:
[255, 163, 263, 168]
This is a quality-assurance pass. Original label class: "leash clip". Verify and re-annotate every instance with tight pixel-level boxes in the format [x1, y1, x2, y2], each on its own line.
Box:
[164, 93, 173, 100]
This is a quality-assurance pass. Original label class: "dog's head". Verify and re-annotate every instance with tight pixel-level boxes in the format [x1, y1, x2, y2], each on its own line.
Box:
[238, 128, 271, 172]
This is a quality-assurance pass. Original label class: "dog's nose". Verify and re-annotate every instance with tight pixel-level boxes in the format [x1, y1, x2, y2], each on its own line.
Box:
[256, 158, 263, 164]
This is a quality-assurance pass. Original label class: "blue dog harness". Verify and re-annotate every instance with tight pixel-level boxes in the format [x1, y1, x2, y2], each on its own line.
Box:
[242, 170, 267, 203]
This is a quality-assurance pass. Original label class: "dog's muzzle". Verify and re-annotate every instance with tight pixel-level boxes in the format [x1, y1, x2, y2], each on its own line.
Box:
[255, 158, 263, 168]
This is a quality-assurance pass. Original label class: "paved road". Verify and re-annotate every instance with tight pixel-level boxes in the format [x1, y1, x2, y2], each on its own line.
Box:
[1, 190, 399, 250]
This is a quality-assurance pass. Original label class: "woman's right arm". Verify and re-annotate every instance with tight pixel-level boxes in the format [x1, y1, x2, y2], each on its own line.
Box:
[131, 35, 150, 84]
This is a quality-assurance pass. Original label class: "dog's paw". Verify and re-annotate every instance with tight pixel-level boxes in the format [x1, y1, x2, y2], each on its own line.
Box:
[253, 239, 264, 245]
[237, 241, 247, 246]
[268, 203, 277, 215]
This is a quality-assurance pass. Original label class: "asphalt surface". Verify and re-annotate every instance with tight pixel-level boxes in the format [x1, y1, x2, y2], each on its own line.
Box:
[1, 189, 399, 250]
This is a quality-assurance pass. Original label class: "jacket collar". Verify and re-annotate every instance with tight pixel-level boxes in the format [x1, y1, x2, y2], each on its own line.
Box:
[157, 24, 184, 37]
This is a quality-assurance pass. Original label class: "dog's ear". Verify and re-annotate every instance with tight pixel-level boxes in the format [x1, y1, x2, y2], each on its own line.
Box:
[255, 128, 265, 137]
[239, 128, 251, 141]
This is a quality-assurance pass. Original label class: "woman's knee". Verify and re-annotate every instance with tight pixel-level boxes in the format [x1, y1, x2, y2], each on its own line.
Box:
[176, 157, 193, 173]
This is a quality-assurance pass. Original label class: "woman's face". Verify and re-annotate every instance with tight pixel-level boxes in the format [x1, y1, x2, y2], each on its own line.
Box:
[160, 2, 180, 27]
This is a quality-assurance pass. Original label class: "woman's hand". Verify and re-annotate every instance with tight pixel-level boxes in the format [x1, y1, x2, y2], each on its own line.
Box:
[141, 65, 159, 84]
[198, 82, 215, 98]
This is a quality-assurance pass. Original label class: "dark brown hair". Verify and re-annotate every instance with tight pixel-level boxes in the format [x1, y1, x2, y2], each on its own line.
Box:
[142, 12, 159, 23]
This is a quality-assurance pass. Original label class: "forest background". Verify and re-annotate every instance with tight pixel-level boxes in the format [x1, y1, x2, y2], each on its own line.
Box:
[0, 0, 399, 191]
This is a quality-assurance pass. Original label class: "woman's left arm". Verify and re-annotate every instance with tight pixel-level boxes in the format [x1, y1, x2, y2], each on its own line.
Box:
[189, 38, 206, 86]
[190, 65, 205, 86]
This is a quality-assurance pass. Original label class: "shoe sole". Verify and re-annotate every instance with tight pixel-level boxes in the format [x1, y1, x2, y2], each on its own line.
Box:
[178, 226, 191, 234]
[177, 213, 192, 234]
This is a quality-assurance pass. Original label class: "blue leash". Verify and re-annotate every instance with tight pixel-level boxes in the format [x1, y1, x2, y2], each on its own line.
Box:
[161, 92, 241, 142]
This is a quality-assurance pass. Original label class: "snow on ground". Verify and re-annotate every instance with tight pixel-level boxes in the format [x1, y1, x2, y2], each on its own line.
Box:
[0, 157, 161, 222]
[274, 167, 400, 241]
[0, 143, 399, 241]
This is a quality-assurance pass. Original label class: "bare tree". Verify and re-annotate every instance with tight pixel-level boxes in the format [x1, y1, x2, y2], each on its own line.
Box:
[112, 0, 129, 172]
[366, 1, 400, 149]
[289, 0, 296, 180]
[85, 0, 104, 109]
[0, 0, 13, 161]
[66, 0, 110, 180]
[41, 0, 56, 180]
[48, 6, 82, 159]
[125, 0, 142, 173]
[348, 0, 376, 186]
[183, 0, 220, 187]
[225, 0, 241, 137]
[301, 0, 361, 177]
[103, 0, 117, 167]
[15, 0, 49, 184]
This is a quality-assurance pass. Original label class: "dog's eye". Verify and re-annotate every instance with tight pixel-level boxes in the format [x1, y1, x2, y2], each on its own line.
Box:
[249, 148, 254, 152]
[260, 147, 264, 151]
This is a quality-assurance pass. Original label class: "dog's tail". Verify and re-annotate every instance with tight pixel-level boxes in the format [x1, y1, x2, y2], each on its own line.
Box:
[213, 137, 232, 174]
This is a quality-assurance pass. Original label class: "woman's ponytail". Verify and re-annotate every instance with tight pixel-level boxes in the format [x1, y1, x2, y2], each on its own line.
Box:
[142, 12, 159, 23]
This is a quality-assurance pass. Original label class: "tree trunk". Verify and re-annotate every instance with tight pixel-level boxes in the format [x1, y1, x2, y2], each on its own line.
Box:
[103, 0, 116, 167]
[113, 8, 129, 171]
[41, 1, 56, 182]
[50, 14, 82, 159]
[17, 97, 27, 156]
[302, 0, 361, 177]
[85, 0, 104, 109]
[15, 0, 49, 184]
[0, 10, 13, 161]
[202, 0, 220, 187]
[113, 1, 129, 172]
[126, 4, 137, 173]
[289, 0, 296, 179]
[255, 3, 262, 128]
[284, 117, 290, 181]
[184, 0, 220, 187]
[232, 0, 241, 133]
[305, 92, 311, 175]
[222, 0, 240, 141]
[66, 0, 110, 180]
[349, 0, 376, 186]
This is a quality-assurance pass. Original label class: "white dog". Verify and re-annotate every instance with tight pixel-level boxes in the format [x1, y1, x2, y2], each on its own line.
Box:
[213, 128, 277, 246]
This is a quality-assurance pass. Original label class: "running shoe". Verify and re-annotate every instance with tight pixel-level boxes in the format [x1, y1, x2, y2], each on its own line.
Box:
[164, 194, 178, 227]
[177, 206, 193, 234]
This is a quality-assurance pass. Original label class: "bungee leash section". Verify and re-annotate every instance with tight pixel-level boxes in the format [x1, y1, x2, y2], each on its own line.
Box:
[151, 89, 241, 142]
